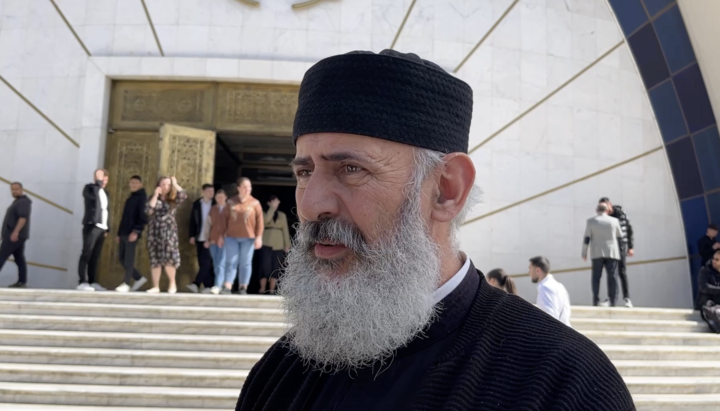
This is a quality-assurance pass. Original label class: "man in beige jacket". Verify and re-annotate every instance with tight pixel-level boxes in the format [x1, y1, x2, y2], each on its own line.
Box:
[582, 203, 623, 306]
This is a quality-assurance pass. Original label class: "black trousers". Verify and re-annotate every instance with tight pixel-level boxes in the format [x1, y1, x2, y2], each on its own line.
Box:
[193, 241, 214, 288]
[617, 247, 630, 299]
[592, 258, 619, 306]
[78, 226, 105, 284]
[118, 236, 143, 285]
[0, 239, 27, 284]
[259, 246, 284, 280]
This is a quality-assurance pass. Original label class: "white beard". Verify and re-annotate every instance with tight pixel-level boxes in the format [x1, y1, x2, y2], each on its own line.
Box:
[279, 195, 441, 373]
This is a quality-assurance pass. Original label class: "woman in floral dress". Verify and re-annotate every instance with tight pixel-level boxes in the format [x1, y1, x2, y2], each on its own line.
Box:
[146, 176, 187, 294]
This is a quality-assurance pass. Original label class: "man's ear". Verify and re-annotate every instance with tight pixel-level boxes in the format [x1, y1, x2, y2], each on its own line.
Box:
[430, 153, 476, 224]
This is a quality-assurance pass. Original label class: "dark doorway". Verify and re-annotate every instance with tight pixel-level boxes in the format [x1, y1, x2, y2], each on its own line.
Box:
[213, 133, 296, 295]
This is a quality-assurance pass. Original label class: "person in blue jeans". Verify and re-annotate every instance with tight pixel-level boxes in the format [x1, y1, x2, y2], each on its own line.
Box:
[205, 189, 230, 294]
[221, 178, 263, 295]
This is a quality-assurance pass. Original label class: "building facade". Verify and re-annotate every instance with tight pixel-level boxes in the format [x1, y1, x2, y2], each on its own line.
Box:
[0, 0, 717, 307]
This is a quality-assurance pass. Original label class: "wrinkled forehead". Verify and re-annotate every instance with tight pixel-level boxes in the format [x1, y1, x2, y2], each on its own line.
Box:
[294, 133, 415, 166]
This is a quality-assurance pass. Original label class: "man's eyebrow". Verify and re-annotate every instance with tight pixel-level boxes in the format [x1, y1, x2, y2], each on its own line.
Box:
[290, 152, 372, 167]
[290, 157, 312, 168]
[321, 152, 371, 163]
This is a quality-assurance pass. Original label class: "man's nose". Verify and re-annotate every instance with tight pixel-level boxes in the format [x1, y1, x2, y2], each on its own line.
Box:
[298, 173, 340, 222]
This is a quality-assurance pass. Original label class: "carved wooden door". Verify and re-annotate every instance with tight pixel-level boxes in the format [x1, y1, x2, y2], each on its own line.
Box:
[99, 131, 160, 287]
[158, 124, 216, 290]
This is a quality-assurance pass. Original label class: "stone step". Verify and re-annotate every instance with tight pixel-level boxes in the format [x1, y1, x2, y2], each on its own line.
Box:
[634, 394, 720, 411]
[0, 288, 281, 309]
[615, 361, 720, 377]
[625, 377, 720, 395]
[601, 345, 720, 361]
[0, 314, 286, 337]
[0, 329, 276, 353]
[573, 318, 708, 333]
[571, 306, 700, 321]
[583, 330, 720, 346]
[0, 363, 248, 388]
[0, 404, 228, 411]
[0, 382, 237, 409]
[0, 301, 285, 322]
[0, 346, 262, 369]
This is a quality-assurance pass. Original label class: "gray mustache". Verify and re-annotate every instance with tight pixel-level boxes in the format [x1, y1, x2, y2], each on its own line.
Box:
[294, 219, 368, 254]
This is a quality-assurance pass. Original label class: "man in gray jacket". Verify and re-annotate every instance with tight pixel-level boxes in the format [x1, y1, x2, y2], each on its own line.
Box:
[582, 203, 623, 306]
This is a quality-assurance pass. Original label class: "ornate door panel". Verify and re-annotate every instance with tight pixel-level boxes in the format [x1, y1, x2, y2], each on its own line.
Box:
[159, 124, 216, 290]
[216, 83, 298, 135]
[100, 131, 160, 287]
[111, 82, 216, 130]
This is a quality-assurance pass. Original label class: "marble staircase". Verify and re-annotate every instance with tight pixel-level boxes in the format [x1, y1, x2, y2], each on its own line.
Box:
[0, 289, 717, 410]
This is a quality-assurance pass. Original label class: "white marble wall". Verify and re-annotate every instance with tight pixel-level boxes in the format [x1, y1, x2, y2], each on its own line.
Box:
[0, 0, 106, 288]
[0, 0, 690, 306]
[54, 0, 161, 56]
[454, 1, 689, 307]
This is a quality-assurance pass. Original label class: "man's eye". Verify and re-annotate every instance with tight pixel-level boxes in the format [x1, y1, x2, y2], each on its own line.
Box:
[295, 170, 312, 177]
[344, 165, 360, 173]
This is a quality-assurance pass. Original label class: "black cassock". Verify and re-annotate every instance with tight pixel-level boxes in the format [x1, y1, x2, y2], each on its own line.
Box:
[307, 266, 478, 410]
[237, 264, 635, 411]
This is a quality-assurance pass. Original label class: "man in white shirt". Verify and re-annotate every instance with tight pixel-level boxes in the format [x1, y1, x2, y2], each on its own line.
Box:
[529, 256, 572, 326]
[78, 169, 110, 292]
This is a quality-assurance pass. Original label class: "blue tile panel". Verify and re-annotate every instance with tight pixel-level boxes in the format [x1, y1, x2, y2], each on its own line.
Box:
[680, 197, 710, 256]
[673, 64, 717, 133]
[628, 24, 670, 89]
[642, 0, 675, 17]
[666, 137, 704, 199]
[607, 0, 648, 36]
[706, 192, 720, 232]
[653, 5, 697, 73]
[610, 0, 718, 302]
[648, 80, 688, 143]
[692, 127, 720, 191]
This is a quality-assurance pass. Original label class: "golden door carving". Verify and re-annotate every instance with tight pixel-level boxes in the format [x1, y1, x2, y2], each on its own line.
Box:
[111, 82, 216, 130]
[158, 124, 216, 290]
[216, 83, 298, 134]
[99, 131, 160, 287]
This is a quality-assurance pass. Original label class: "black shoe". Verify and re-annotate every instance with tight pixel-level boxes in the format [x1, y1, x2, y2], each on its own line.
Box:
[8, 282, 26, 288]
[238, 288, 248, 295]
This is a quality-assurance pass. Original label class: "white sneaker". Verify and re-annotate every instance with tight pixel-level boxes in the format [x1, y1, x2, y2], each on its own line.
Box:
[201, 287, 214, 294]
[168, 286, 177, 294]
[91, 283, 106, 291]
[600, 299, 610, 307]
[146, 287, 160, 294]
[186, 283, 199, 293]
[624, 298, 634, 308]
[130, 277, 147, 292]
[210, 286, 220, 295]
[115, 283, 130, 292]
[76, 282, 94, 291]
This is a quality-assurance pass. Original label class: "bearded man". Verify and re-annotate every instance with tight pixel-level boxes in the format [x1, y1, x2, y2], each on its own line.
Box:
[236, 50, 634, 411]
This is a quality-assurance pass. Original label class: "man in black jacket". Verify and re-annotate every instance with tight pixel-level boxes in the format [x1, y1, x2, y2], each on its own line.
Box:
[0, 182, 32, 288]
[698, 249, 720, 328]
[114, 175, 148, 292]
[698, 224, 719, 266]
[237, 50, 633, 411]
[78, 169, 110, 292]
[599, 197, 635, 307]
[187, 184, 215, 293]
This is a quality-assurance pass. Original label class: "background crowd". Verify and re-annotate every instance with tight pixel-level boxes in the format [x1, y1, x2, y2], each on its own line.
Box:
[2, 172, 719, 329]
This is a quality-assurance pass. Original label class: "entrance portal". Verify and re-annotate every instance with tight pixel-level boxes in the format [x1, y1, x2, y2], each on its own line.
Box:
[100, 81, 299, 291]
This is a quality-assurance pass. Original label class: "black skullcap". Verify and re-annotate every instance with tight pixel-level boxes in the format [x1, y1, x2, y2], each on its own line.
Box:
[292, 49, 473, 154]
